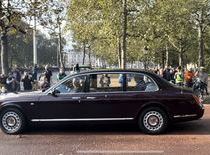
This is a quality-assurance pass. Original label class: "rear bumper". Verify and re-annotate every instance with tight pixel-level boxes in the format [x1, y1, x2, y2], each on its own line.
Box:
[172, 105, 204, 122]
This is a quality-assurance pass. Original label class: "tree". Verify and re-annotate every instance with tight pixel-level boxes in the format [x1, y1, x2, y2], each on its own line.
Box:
[67, 0, 210, 69]
[190, 0, 210, 67]
[0, 0, 25, 74]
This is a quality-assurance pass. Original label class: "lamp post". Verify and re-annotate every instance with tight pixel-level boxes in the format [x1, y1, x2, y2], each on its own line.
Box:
[54, 7, 64, 68]
[33, 0, 37, 66]
[143, 46, 149, 70]
[33, 14, 37, 65]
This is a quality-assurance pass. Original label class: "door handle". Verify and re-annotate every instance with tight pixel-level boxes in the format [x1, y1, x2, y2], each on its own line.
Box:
[86, 97, 96, 99]
[72, 97, 81, 100]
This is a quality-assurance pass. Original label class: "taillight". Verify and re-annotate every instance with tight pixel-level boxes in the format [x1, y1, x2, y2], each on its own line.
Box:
[193, 95, 203, 104]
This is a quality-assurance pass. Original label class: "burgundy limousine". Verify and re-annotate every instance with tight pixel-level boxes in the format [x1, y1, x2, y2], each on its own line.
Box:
[0, 70, 204, 134]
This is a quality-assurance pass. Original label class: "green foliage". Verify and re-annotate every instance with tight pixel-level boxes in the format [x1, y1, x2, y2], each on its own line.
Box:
[0, 0, 67, 74]
[7, 25, 58, 67]
[67, 0, 210, 68]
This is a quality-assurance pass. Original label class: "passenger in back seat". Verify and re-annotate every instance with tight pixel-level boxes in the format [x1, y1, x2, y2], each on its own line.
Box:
[134, 75, 146, 91]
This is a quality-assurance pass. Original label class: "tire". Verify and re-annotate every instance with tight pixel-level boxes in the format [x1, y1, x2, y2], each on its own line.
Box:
[138, 107, 168, 135]
[0, 108, 26, 134]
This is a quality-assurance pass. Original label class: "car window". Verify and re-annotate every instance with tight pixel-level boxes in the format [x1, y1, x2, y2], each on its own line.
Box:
[89, 73, 123, 92]
[54, 75, 86, 94]
[126, 73, 158, 92]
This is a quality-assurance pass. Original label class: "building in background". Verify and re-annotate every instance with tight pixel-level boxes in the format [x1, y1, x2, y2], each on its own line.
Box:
[65, 50, 107, 68]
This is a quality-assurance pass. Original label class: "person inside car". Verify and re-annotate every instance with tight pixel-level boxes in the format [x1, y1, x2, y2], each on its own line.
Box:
[104, 74, 111, 87]
[134, 75, 146, 91]
[72, 77, 85, 93]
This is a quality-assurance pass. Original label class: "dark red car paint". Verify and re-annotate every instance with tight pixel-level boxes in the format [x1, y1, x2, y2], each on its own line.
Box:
[0, 70, 204, 124]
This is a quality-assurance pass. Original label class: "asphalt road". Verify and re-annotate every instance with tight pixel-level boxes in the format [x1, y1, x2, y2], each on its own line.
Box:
[0, 105, 209, 155]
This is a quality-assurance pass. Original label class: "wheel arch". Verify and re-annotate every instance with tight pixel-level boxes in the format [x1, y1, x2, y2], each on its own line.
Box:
[0, 103, 27, 121]
[136, 102, 172, 121]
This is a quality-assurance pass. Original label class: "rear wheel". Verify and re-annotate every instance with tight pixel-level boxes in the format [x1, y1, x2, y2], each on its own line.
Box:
[138, 107, 168, 134]
[0, 108, 26, 134]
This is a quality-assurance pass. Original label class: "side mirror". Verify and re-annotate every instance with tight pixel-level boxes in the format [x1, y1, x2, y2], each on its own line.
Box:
[51, 89, 60, 97]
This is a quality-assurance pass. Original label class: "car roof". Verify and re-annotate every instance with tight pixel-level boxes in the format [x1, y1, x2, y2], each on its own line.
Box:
[68, 69, 152, 76]
[76, 69, 151, 74]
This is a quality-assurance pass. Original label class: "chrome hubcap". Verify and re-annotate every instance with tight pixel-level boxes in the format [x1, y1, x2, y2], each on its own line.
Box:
[7, 116, 16, 126]
[2, 111, 21, 133]
[148, 116, 159, 126]
[143, 111, 163, 132]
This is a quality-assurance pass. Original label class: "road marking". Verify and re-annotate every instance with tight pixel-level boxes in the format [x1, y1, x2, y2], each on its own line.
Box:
[76, 150, 164, 154]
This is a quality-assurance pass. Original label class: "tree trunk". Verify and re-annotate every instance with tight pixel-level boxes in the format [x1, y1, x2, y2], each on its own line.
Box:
[82, 42, 86, 65]
[198, 24, 205, 67]
[144, 59, 147, 70]
[58, 24, 64, 68]
[161, 51, 165, 69]
[118, 38, 122, 68]
[165, 44, 169, 67]
[1, 33, 9, 75]
[121, 0, 127, 69]
[56, 40, 59, 67]
[88, 49, 91, 66]
[178, 50, 184, 68]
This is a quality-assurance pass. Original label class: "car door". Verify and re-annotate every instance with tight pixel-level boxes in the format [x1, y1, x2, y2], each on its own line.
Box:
[80, 72, 134, 119]
[101, 72, 160, 119]
[120, 72, 160, 118]
[76, 73, 121, 120]
[35, 75, 88, 120]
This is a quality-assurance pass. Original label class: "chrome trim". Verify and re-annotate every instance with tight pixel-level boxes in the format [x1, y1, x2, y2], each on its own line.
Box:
[72, 97, 81, 100]
[86, 97, 96, 99]
[31, 118, 134, 122]
[173, 114, 197, 118]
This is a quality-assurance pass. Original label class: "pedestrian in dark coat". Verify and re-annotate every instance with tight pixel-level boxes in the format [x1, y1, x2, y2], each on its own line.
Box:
[44, 65, 52, 85]
[21, 72, 33, 91]
[32, 64, 38, 81]
[12, 65, 21, 91]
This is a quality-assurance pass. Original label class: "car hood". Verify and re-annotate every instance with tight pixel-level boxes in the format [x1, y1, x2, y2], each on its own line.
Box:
[0, 91, 43, 102]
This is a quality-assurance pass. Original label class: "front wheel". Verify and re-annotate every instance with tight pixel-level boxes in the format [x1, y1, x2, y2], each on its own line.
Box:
[0, 108, 26, 134]
[138, 107, 168, 134]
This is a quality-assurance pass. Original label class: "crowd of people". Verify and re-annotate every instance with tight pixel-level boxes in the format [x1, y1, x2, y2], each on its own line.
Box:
[153, 66, 209, 94]
[0, 64, 209, 95]
[0, 64, 68, 93]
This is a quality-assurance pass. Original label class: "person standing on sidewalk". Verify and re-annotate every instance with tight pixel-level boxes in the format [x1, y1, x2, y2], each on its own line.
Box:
[32, 64, 38, 81]
[43, 65, 52, 86]
[12, 65, 21, 91]
[21, 72, 33, 91]
[197, 67, 209, 95]
[184, 68, 194, 88]
[57, 67, 67, 81]
[175, 66, 184, 86]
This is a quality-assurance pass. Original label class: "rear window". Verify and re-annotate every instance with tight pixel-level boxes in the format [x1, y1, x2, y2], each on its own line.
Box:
[126, 73, 159, 92]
